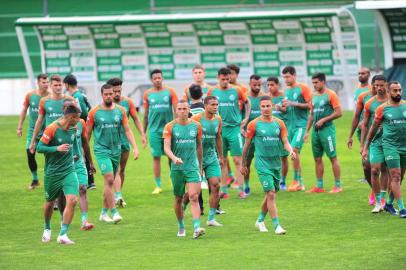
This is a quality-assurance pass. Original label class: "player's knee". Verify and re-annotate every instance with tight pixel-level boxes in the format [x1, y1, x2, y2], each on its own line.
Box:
[371, 167, 380, 177]
[210, 182, 220, 192]
[189, 192, 199, 203]
[390, 171, 401, 182]
[233, 157, 242, 167]
[66, 196, 78, 206]
[267, 191, 276, 201]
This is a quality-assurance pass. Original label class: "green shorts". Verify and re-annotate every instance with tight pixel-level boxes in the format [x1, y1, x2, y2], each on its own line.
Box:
[203, 162, 221, 179]
[311, 125, 337, 159]
[121, 142, 131, 153]
[247, 143, 255, 161]
[222, 126, 243, 156]
[26, 128, 40, 149]
[258, 169, 280, 192]
[149, 132, 164, 157]
[95, 154, 120, 175]
[383, 147, 406, 169]
[170, 170, 201, 197]
[288, 127, 305, 151]
[44, 171, 79, 201]
[369, 142, 385, 165]
[74, 160, 88, 186]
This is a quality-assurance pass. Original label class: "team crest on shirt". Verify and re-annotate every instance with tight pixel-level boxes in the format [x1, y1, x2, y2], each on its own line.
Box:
[100, 117, 105, 122]
[114, 115, 120, 122]
[260, 129, 266, 134]
[202, 127, 206, 132]
[58, 138, 62, 142]
[32, 102, 35, 105]
[319, 100, 325, 106]
[275, 127, 280, 134]
[215, 127, 218, 133]
[175, 132, 180, 137]
[71, 134, 75, 141]
[293, 93, 298, 99]
[48, 107, 53, 111]
[150, 98, 155, 103]
[163, 96, 169, 102]
[403, 111, 406, 118]
[190, 130, 196, 137]
[387, 113, 392, 118]
[229, 95, 235, 101]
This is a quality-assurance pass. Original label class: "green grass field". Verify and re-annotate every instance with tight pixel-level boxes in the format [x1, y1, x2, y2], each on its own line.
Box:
[1, 112, 405, 270]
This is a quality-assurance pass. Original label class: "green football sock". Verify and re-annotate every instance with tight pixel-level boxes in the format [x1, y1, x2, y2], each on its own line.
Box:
[59, 224, 69, 236]
[257, 212, 267, 222]
[208, 208, 216, 221]
[193, 219, 200, 230]
[244, 180, 250, 189]
[380, 190, 387, 200]
[114, 192, 122, 200]
[335, 179, 341, 188]
[271, 217, 280, 229]
[228, 171, 234, 178]
[375, 193, 382, 203]
[316, 178, 323, 188]
[294, 171, 300, 181]
[32, 171, 38, 181]
[281, 176, 286, 184]
[101, 208, 108, 214]
[44, 219, 51, 230]
[81, 212, 88, 223]
[238, 185, 244, 193]
[178, 219, 185, 229]
[397, 199, 405, 211]
[388, 193, 395, 205]
[111, 208, 118, 215]
[154, 177, 161, 188]
[221, 186, 228, 194]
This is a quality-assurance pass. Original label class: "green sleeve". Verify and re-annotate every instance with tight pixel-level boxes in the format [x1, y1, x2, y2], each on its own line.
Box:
[37, 141, 58, 153]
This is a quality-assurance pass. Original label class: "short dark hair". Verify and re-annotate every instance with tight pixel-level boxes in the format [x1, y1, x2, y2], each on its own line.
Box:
[63, 74, 78, 86]
[311, 72, 326, 82]
[282, 66, 296, 75]
[267, 76, 279, 84]
[106, 77, 123, 86]
[227, 64, 240, 74]
[100, 83, 113, 94]
[150, 69, 162, 79]
[37, 73, 48, 81]
[250, 74, 261, 81]
[192, 64, 205, 71]
[189, 84, 203, 100]
[204, 95, 218, 105]
[50, 74, 62, 83]
[388, 81, 401, 89]
[218, 67, 231, 76]
[63, 102, 81, 115]
[372, 74, 387, 83]
[260, 96, 272, 102]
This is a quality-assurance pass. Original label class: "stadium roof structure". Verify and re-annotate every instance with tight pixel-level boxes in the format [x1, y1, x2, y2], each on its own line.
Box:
[355, 0, 406, 10]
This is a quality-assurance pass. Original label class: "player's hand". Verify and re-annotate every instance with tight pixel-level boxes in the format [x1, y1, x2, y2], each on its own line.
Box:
[282, 99, 290, 107]
[240, 166, 248, 176]
[290, 150, 297, 160]
[89, 163, 96, 174]
[357, 121, 363, 130]
[304, 132, 309, 143]
[219, 157, 224, 167]
[17, 128, 23, 137]
[173, 157, 183, 165]
[57, 144, 70, 152]
[361, 148, 368, 161]
[315, 119, 324, 129]
[141, 135, 147, 148]
[29, 141, 36, 154]
[347, 137, 353, 149]
[240, 126, 247, 137]
[133, 148, 139, 160]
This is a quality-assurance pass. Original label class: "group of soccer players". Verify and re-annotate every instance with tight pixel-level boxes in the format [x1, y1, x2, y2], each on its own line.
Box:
[17, 63, 405, 244]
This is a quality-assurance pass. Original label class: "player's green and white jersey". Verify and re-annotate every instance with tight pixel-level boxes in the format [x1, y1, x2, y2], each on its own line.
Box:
[284, 83, 312, 129]
[271, 94, 286, 122]
[246, 116, 288, 170]
[38, 121, 76, 176]
[354, 84, 371, 103]
[117, 96, 137, 145]
[87, 104, 128, 157]
[311, 88, 341, 128]
[207, 86, 247, 127]
[72, 119, 87, 163]
[192, 112, 222, 166]
[163, 119, 202, 171]
[375, 101, 406, 152]
[39, 95, 74, 127]
[364, 96, 386, 143]
[143, 87, 178, 134]
[23, 90, 47, 137]
[248, 95, 262, 122]
[72, 90, 91, 120]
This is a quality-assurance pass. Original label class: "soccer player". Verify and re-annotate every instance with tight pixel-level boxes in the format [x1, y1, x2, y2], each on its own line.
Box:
[163, 100, 205, 238]
[37, 103, 81, 244]
[188, 84, 205, 116]
[304, 73, 342, 193]
[281, 66, 312, 192]
[192, 96, 224, 226]
[243, 74, 265, 195]
[267, 76, 289, 190]
[87, 84, 139, 224]
[183, 64, 211, 103]
[63, 74, 96, 190]
[364, 81, 406, 218]
[228, 64, 249, 94]
[241, 96, 295, 234]
[361, 75, 389, 213]
[348, 75, 378, 204]
[143, 69, 178, 194]
[29, 74, 75, 154]
[109, 77, 146, 207]
[17, 73, 49, 190]
[207, 67, 250, 199]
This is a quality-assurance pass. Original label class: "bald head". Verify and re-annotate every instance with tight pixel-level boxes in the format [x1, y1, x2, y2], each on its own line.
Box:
[358, 67, 370, 84]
